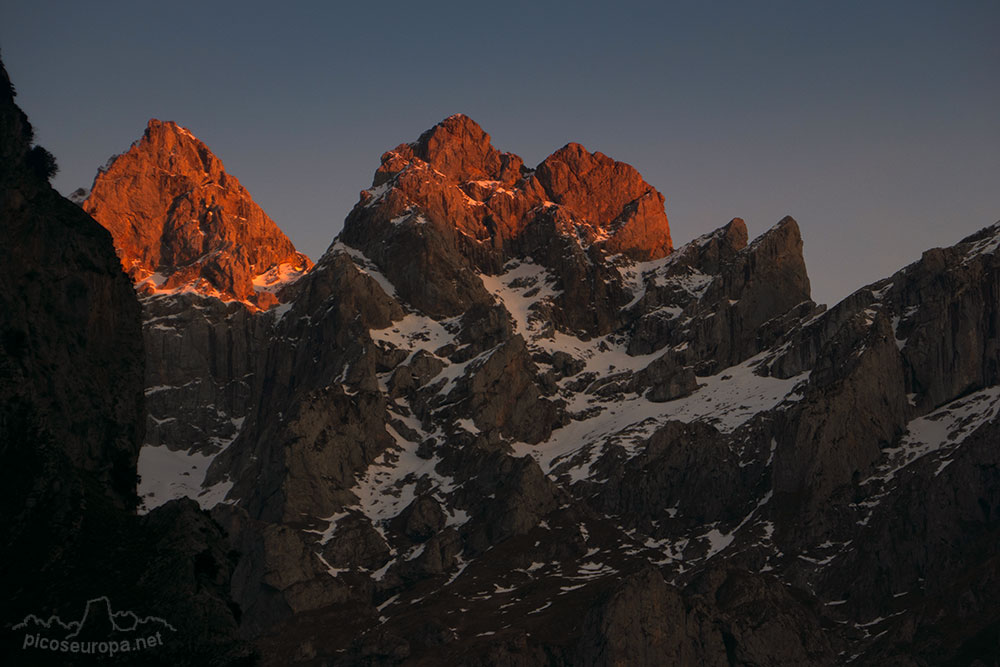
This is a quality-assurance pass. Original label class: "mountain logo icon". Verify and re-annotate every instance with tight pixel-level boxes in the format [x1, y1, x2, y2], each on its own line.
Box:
[15, 597, 175, 657]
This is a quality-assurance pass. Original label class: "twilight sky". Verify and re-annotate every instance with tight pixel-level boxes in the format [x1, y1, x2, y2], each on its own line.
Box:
[2, 0, 997, 306]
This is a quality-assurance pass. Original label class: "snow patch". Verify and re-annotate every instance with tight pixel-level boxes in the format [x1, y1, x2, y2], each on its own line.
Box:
[137, 445, 233, 513]
[519, 352, 806, 479]
[252, 262, 309, 294]
[875, 386, 1000, 482]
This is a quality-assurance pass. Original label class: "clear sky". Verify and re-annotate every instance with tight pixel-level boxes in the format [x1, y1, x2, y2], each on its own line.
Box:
[2, 0, 997, 306]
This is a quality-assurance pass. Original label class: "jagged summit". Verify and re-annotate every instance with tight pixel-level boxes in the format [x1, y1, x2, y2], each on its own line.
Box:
[83, 119, 311, 308]
[404, 113, 525, 185]
[535, 141, 672, 258]
[336, 115, 674, 327]
[356, 114, 672, 263]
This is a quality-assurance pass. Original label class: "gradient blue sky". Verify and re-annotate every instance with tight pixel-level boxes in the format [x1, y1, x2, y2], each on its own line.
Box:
[2, 0, 997, 306]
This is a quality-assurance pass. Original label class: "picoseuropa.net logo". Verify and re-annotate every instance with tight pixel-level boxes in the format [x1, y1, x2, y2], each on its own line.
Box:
[15, 596, 175, 658]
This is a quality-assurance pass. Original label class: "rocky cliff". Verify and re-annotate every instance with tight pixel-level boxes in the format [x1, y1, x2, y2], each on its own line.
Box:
[81, 112, 1000, 665]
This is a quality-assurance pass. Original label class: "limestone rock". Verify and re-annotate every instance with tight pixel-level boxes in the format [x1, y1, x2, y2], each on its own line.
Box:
[320, 512, 392, 572]
[342, 114, 672, 330]
[83, 119, 311, 306]
[446, 335, 563, 443]
[535, 142, 672, 260]
[772, 310, 908, 529]
[575, 567, 727, 667]
[214, 505, 366, 638]
[395, 494, 447, 542]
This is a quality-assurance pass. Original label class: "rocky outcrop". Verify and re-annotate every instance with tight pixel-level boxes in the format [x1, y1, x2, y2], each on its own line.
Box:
[83, 119, 311, 307]
[213, 505, 368, 638]
[393, 113, 525, 186]
[590, 420, 765, 531]
[365, 114, 671, 260]
[574, 566, 836, 666]
[891, 227, 1000, 412]
[246, 385, 394, 524]
[628, 217, 814, 364]
[535, 142, 672, 260]
[207, 249, 406, 522]
[574, 568, 726, 667]
[1, 58, 144, 641]
[135, 499, 251, 662]
[444, 335, 563, 444]
[773, 310, 908, 526]
[762, 219, 1000, 535]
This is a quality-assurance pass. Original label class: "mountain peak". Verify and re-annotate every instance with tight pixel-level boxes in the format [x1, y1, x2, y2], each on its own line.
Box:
[412, 113, 521, 183]
[535, 141, 672, 258]
[83, 120, 311, 308]
[142, 118, 203, 147]
[145, 117, 189, 134]
[374, 114, 524, 187]
[357, 115, 672, 267]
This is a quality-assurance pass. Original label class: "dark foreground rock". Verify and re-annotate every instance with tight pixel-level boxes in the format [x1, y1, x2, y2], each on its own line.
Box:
[0, 58, 251, 666]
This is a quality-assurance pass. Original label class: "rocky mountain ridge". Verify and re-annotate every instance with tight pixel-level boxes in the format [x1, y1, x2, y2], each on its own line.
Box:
[80, 113, 1000, 665]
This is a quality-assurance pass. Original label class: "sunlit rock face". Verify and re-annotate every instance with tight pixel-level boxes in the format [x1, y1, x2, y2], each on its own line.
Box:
[83, 119, 311, 309]
[341, 115, 669, 324]
[364, 113, 672, 260]
[76, 120, 316, 500]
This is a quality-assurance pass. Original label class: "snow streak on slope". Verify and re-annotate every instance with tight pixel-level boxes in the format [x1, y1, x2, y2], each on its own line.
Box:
[330, 241, 400, 299]
[135, 272, 229, 301]
[479, 259, 560, 337]
[370, 312, 459, 360]
[252, 262, 309, 293]
[875, 385, 1000, 481]
[515, 351, 806, 480]
[350, 410, 462, 527]
[474, 255, 809, 481]
[478, 259, 661, 375]
[962, 221, 1000, 262]
[844, 385, 1000, 530]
